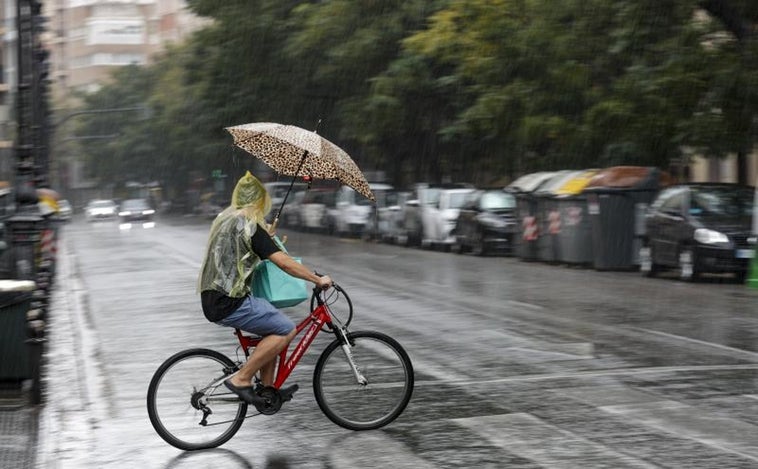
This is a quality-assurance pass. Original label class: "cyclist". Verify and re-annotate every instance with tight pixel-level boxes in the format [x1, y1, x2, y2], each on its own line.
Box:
[198, 171, 332, 405]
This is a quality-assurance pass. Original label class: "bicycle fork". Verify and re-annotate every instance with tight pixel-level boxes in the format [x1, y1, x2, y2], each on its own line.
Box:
[335, 327, 368, 386]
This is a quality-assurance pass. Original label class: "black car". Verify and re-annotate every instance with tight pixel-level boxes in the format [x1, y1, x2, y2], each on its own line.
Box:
[640, 183, 755, 281]
[451, 189, 518, 255]
[118, 198, 155, 223]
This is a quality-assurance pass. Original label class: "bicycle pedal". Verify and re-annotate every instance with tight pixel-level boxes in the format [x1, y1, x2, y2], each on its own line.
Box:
[279, 384, 299, 402]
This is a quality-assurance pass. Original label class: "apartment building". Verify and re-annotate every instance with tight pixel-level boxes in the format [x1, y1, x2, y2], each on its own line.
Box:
[49, 0, 207, 98]
[0, 0, 16, 182]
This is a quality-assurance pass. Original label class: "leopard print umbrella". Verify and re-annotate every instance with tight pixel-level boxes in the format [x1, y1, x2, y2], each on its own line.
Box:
[226, 122, 375, 201]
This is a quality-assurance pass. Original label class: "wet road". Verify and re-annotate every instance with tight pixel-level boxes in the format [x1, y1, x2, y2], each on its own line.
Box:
[49, 215, 758, 468]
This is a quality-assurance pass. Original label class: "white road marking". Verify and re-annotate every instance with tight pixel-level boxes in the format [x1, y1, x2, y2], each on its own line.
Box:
[412, 363, 758, 388]
[601, 400, 758, 462]
[454, 413, 658, 468]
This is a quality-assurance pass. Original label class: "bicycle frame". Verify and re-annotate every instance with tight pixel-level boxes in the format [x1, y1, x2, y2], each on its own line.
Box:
[233, 293, 335, 389]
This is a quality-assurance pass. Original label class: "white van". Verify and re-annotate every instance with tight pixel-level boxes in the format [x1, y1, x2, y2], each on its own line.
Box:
[333, 183, 393, 237]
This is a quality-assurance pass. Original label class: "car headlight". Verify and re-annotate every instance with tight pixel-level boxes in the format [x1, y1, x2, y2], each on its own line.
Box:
[694, 228, 729, 244]
[143, 209, 155, 215]
[119, 211, 132, 216]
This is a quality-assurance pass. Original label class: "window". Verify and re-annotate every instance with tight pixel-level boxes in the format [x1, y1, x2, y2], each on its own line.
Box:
[659, 191, 684, 215]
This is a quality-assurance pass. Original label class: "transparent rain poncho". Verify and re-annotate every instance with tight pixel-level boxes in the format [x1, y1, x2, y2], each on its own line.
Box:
[198, 171, 273, 297]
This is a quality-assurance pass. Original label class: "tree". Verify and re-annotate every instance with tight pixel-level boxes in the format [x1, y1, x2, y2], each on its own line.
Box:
[694, 0, 758, 184]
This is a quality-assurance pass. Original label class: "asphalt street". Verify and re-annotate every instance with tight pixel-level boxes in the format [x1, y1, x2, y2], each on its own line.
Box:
[32, 215, 758, 468]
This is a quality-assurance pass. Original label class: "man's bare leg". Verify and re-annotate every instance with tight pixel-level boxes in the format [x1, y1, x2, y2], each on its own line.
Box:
[229, 329, 296, 388]
[259, 359, 276, 386]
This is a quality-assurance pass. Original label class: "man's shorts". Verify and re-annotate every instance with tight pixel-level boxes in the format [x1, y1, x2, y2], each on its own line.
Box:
[217, 296, 295, 336]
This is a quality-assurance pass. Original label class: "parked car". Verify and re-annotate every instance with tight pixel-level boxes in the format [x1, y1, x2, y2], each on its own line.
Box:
[57, 199, 73, 221]
[639, 183, 755, 281]
[364, 190, 411, 242]
[280, 190, 306, 228]
[332, 183, 393, 237]
[420, 187, 476, 249]
[400, 183, 474, 246]
[85, 199, 118, 222]
[299, 189, 337, 232]
[118, 198, 155, 223]
[264, 181, 307, 223]
[451, 189, 518, 255]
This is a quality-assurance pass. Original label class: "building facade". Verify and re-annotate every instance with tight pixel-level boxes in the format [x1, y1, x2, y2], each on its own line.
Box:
[49, 0, 207, 98]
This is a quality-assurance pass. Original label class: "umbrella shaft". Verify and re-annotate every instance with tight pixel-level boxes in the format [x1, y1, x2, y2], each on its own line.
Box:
[276, 150, 309, 219]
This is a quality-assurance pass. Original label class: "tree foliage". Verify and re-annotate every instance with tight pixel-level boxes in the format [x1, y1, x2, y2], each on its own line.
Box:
[67, 0, 758, 198]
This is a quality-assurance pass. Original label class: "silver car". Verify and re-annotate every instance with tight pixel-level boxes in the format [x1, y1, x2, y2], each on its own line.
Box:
[85, 199, 118, 222]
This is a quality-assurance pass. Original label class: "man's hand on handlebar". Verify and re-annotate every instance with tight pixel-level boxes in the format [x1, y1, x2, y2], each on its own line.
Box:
[315, 275, 333, 291]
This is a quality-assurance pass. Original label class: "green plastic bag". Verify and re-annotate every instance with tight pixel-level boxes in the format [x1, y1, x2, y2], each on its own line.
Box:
[251, 236, 308, 308]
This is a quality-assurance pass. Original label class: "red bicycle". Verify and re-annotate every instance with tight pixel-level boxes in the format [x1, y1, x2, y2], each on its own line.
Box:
[146, 283, 414, 451]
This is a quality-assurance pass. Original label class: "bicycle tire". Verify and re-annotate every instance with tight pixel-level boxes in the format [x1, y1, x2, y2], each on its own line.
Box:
[313, 331, 414, 430]
[146, 348, 247, 450]
[310, 283, 353, 330]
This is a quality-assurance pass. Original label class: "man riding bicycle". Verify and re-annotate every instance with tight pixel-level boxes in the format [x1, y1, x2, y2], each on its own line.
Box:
[198, 171, 332, 406]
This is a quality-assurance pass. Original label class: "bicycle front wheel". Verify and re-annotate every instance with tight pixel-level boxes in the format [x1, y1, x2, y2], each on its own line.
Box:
[146, 348, 247, 450]
[313, 331, 414, 430]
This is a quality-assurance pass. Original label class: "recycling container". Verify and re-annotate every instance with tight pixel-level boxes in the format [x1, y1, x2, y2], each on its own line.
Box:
[0, 280, 35, 380]
[508, 172, 556, 261]
[554, 170, 598, 265]
[7, 206, 45, 281]
[533, 171, 576, 263]
[584, 166, 671, 270]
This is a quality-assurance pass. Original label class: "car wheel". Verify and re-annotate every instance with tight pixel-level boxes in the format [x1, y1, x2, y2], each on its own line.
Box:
[678, 247, 700, 282]
[735, 270, 748, 284]
[470, 232, 487, 257]
[639, 244, 659, 277]
[450, 236, 464, 254]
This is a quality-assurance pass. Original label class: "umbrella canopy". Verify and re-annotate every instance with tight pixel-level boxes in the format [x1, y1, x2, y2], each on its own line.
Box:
[226, 122, 374, 202]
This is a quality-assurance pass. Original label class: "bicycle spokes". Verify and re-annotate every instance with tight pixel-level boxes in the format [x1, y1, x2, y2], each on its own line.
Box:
[313, 331, 414, 431]
[147, 349, 249, 451]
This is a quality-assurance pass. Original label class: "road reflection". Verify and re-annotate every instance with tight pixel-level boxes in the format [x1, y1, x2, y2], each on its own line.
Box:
[162, 448, 298, 469]
[163, 448, 253, 469]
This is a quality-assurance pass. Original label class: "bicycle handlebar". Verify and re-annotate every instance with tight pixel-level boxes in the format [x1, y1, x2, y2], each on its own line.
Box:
[312, 271, 333, 294]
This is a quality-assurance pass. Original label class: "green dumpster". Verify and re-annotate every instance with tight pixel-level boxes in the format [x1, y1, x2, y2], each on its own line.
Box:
[0, 280, 35, 380]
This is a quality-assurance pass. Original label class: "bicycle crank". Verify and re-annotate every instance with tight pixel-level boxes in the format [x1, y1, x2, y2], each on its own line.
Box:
[254, 386, 283, 415]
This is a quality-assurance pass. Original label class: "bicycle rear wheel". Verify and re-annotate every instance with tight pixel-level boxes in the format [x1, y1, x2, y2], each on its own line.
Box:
[313, 331, 414, 430]
[146, 348, 247, 450]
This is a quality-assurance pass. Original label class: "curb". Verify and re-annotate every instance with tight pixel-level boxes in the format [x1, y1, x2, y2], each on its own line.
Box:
[36, 233, 104, 469]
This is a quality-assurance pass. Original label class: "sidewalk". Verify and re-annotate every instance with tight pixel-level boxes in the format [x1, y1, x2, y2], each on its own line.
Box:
[0, 231, 104, 469]
[36, 231, 109, 469]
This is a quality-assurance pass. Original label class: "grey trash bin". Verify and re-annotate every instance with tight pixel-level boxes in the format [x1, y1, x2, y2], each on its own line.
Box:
[507, 172, 556, 262]
[584, 166, 672, 270]
[552, 170, 599, 265]
[533, 171, 579, 263]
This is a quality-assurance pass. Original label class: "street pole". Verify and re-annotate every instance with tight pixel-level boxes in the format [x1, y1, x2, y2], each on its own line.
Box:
[51, 106, 146, 195]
